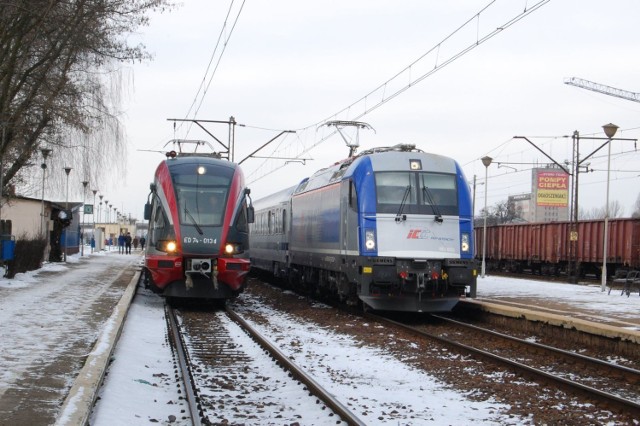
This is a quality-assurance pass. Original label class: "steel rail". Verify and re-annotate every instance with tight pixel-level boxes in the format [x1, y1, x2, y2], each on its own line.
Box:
[165, 304, 203, 426]
[366, 312, 640, 417]
[433, 314, 640, 376]
[226, 307, 367, 426]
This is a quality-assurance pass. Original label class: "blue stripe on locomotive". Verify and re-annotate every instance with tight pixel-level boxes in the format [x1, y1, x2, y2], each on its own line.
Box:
[455, 161, 474, 260]
[344, 156, 378, 256]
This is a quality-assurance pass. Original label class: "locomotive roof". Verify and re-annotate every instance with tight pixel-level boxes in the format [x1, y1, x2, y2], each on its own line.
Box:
[295, 144, 458, 194]
[163, 153, 239, 170]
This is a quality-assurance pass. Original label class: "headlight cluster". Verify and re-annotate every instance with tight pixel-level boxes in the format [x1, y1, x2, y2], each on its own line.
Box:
[461, 233, 470, 253]
[224, 243, 244, 255]
[364, 229, 376, 251]
[157, 239, 178, 253]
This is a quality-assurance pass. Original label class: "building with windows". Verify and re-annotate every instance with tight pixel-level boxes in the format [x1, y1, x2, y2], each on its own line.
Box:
[507, 166, 570, 223]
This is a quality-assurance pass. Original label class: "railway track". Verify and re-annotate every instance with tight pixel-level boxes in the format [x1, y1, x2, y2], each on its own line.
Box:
[165, 303, 366, 425]
[367, 312, 640, 417]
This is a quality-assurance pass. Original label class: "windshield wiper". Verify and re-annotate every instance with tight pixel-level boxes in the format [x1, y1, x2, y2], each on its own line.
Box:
[422, 186, 443, 223]
[184, 206, 204, 235]
[395, 185, 411, 223]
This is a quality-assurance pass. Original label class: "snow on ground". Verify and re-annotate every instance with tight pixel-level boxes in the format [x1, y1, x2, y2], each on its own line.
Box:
[0, 249, 136, 400]
[1, 252, 638, 425]
[477, 275, 640, 325]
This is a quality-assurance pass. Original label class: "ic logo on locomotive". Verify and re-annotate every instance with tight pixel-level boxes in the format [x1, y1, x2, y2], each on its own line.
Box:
[407, 229, 430, 239]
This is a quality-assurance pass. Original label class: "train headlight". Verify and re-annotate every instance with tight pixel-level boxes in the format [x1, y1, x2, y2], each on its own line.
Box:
[364, 229, 376, 251]
[461, 233, 470, 253]
[157, 239, 178, 253]
[224, 243, 244, 255]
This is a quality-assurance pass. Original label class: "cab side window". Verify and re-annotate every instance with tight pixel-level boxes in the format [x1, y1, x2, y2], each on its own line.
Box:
[150, 199, 169, 245]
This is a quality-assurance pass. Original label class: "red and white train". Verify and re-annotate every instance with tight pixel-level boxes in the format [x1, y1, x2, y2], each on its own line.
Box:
[142, 150, 254, 301]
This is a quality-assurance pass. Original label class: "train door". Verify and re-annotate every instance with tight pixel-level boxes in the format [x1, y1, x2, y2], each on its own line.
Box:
[341, 179, 359, 256]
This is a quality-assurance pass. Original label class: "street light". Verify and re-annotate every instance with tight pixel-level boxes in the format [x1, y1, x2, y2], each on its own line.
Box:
[601, 123, 619, 291]
[63, 167, 72, 262]
[39, 148, 52, 237]
[98, 194, 103, 223]
[481, 156, 493, 278]
[92, 189, 97, 252]
[81, 181, 88, 256]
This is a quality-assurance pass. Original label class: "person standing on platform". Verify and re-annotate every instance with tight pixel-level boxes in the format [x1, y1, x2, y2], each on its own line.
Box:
[125, 232, 132, 254]
[118, 233, 125, 254]
[140, 236, 146, 251]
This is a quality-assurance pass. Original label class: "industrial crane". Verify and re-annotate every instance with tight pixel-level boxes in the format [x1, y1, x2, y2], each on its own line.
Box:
[564, 77, 640, 103]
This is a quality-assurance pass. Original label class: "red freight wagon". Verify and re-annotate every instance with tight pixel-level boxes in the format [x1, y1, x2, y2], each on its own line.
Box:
[475, 218, 640, 278]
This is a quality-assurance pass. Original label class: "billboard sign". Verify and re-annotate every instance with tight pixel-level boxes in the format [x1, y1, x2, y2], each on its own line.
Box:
[536, 170, 569, 207]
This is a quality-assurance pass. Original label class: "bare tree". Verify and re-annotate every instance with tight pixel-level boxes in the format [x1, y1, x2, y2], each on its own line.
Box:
[632, 193, 640, 219]
[0, 0, 174, 200]
[578, 200, 625, 220]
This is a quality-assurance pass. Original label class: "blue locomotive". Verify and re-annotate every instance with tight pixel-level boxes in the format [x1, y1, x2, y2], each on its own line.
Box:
[250, 144, 477, 312]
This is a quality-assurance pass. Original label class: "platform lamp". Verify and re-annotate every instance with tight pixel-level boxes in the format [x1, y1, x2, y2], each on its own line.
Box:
[63, 167, 72, 262]
[81, 180, 88, 256]
[104, 199, 108, 223]
[98, 194, 103, 223]
[92, 189, 97, 252]
[39, 148, 52, 237]
[480, 156, 493, 278]
[600, 123, 619, 291]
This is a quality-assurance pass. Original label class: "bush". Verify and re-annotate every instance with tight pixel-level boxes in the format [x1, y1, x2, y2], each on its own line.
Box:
[4, 233, 47, 279]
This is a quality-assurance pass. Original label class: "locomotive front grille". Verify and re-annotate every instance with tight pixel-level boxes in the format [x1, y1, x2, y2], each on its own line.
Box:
[185, 258, 214, 273]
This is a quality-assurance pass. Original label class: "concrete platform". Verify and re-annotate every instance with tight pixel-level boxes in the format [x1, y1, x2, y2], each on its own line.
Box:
[0, 252, 142, 426]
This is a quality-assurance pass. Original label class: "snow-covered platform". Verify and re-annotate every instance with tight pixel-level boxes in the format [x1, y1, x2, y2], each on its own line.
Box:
[0, 250, 141, 426]
[462, 275, 640, 344]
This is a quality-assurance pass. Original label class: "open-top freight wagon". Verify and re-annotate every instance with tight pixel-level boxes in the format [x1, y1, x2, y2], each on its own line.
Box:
[475, 218, 640, 278]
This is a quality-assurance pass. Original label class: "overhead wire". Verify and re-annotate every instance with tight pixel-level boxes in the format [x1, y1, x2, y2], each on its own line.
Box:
[248, 0, 552, 184]
[179, 0, 247, 138]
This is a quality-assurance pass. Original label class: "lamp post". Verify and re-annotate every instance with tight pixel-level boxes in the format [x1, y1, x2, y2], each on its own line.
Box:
[39, 148, 52, 237]
[81, 181, 88, 256]
[63, 167, 72, 262]
[92, 189, 97, 253]
[481, 156, 493, 278]
[601, 123, 619, 291]
[98, 195, 103, 223]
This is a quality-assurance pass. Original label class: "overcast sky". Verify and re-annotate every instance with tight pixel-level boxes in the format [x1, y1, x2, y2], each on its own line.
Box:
[88, 0, 640, 220]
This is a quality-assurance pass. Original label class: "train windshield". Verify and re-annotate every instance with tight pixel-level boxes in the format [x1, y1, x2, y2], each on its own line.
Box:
[173, 171, 230, 227]
[375, 171, 458, 215]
